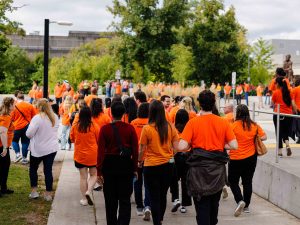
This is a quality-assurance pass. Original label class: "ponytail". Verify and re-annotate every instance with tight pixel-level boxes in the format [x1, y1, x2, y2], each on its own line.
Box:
[276, 77, 291, 107]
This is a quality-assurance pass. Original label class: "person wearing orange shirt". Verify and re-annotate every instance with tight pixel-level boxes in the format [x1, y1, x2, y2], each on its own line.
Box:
[269, 68, 291, 93]
[11, 93, 36, 163]
[115, 81, 121, 96]
[139, 100, 179, 225]
[28, 87, 37, 104]
[272, 77, 294, 157]
[0, 97, 15, 196]
[169, 96, 182, 124]
[54, 82, 63, 107]
[160, 95, 171, 122]
[256, 84, 264, 109]
[84, 87, 98, 106]
[292, 79, 300, 143]
[90, 98, 111, 130]
[235, 84, 243, 105]
[122, 97, 137, 124]
[131, 103, 151, 219]
[70, 106, 100, 206]
[59, 96, 73, 150]
[223, 103, 234, 124]
[34, 86, 43, 100]
[176, 90, 237, 225]
[224, 82, 232, 104]
[179, 96, 197, 120]
[134, 91, 147, 107]
[228, 105, 266, 216]
[244, 82, 250, 106]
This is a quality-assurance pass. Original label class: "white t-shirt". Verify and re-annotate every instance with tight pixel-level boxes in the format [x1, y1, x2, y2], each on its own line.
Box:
[26, 114, 59, 157]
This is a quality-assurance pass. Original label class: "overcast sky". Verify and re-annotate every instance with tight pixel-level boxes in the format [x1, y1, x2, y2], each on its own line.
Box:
[7, 0, 300, 42]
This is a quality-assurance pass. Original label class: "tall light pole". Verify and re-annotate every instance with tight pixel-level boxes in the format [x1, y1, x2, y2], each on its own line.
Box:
[43, 19, 72, 98]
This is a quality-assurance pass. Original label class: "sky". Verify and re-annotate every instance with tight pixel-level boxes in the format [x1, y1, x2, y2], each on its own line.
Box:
[6, 0, 300, 42]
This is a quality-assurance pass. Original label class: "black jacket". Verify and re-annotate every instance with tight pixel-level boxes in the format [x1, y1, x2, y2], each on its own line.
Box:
[186, 148, 229, 200]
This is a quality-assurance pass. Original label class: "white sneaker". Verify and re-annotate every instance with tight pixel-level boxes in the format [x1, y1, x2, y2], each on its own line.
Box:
[180, 206, 187, 213]
[234, 201, 246, 217]
[21, 158, 29, 165]
[243, 207, 250, 213]
[80, 199, 88, 206]
[171, 199, 181, 212]
[29, 191, 39, 199]
[222, 187, 228, 199]
[14, 154, 22, 163]
[143, 207, 151, 221]
[44, 195, 53, 201]
[136, 208, 144, 216]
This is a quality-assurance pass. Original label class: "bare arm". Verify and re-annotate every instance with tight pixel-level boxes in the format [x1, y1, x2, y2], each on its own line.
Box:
[175, 139, 190, 152]
[224, 139, 238, 150]
[0, 126, 8, 149]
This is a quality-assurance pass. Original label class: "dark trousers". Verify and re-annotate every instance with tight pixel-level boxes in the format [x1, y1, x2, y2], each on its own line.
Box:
[134, 166, 150, 209]
[12, 125, 30, 158]
[236, 94, 242, 105]
[273, 115, 293, 149]
[228, 154, 257, 208]
[144, 163, 173, 225]
[103, 173, 133, 225]
[29, 152, 57, 191]
[170, 154, 192, 206]
[193, 190, 222, 225]
[0, 147, 10, 191]
[55, 97, 62, 107]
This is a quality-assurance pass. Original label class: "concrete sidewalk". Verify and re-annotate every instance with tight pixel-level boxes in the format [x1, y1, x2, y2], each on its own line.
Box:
[47, 151, 300, 225]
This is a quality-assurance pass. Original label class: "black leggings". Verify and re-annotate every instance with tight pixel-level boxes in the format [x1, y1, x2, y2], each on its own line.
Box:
[273, 115, 293, 149]
[0, 147, 10, 191]
[228, 154, 257, 208]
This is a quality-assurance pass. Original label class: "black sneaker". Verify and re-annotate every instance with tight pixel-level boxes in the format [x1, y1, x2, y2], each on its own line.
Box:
[171, 199, 181, 212]
[1, 189, 14, 194]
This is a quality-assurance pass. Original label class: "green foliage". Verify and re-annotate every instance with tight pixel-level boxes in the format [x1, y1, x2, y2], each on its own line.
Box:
[109, 0, 188, 82]
[250, 38, 274, 85]
[170, 44, 195, 86]
[183, 0, 248, 84]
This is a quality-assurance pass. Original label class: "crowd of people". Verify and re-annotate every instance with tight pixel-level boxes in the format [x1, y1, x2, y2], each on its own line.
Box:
[2, 66, 300, 225]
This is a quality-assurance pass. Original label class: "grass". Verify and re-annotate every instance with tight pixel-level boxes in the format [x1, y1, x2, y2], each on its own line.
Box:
[0, 163, 61, 225]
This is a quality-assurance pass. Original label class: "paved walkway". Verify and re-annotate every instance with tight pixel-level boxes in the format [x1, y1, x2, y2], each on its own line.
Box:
[47, 151, 300, 225]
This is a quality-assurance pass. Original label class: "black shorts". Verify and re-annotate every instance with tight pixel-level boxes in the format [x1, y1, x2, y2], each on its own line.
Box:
[74, 161, 96, 169]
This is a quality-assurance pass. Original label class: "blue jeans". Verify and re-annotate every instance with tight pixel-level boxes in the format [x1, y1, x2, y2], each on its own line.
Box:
[61, 125, 71, 149]
[12, 124, 30, 158]
[29, 152, 57, 191]
[134, 167, 151, 209]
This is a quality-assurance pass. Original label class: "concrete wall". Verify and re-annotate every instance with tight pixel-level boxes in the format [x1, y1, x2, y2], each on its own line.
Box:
[253, 157, 300, 218]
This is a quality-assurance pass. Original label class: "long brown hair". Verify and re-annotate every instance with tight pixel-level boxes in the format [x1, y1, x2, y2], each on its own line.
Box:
[37, 98, 56, 127]
[148, 100, 169, 145]
[0, 97, 14, 116]
[235, 104, 255, 131]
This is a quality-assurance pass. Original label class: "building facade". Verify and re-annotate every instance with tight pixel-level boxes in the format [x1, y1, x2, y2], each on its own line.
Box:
[7, 31, 113, 58]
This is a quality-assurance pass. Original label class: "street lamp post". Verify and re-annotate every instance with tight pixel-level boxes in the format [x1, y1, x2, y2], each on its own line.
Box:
[43, 19, 72, 98]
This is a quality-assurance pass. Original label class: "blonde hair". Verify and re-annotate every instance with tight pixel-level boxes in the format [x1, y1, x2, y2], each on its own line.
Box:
[0, 97, 15, 116]
[63, 96, 73, 112]
[78, 99, 87, 110]
[180, 97, 193, 112]
[37, 98, 56, 127]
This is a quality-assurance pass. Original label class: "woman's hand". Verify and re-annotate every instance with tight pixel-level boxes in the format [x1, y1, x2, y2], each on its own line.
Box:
[1, 148, 7, 157]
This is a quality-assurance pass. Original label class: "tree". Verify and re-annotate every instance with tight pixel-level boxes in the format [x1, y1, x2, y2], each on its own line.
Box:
[170, 44, 195, 86]
[250, 38, 274, 85]
[108, 0, 188, 82]
[183, 0, 248, 84]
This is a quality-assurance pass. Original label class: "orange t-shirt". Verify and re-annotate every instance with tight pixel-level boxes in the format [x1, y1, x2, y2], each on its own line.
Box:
[122, 114, 129, 124]
[272, 89, 293, 114]
[269, 78, 291, 92]
[224, 112, 234, 124]
[224, 85, 232, 95]
[292, 86, 300, 110]
[169, 106, 179, 123]
[165, 110, 171, 122]
[229, 121, 265, 160]
[104, 107, 113, 120]
[70, 123, 100, 166]
[11, 101, 36, 130]
[54, 85, 63, 98]
[236, 86, 243, 95]
[244, 84, 250, 92]
[35, 90, 43, 99]
[28, 90, 35, 98]
[181, 114, 235, 151]
[256, 86, 263, 97]
[189, 111, 197, 120]
[0, 115, 14, 147]
[59, 103, 71, 126]
[115, 84, 121, 95]
[140, 123, 179, 166]
[84, 94, 98, 106]
[92, 113, 111, 130]
[131, 118, 148, 142]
